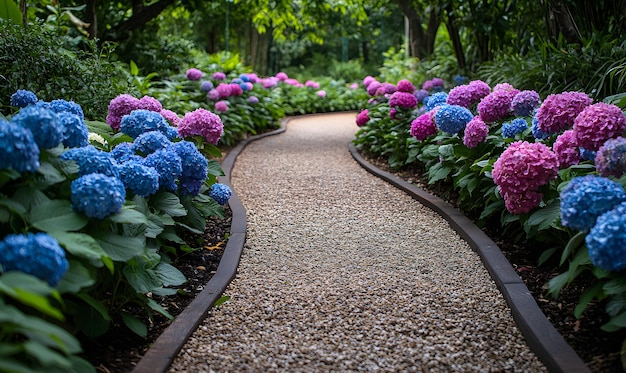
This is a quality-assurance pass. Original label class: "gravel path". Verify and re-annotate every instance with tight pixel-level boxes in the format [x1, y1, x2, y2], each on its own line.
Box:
[170, 113, 546, 372]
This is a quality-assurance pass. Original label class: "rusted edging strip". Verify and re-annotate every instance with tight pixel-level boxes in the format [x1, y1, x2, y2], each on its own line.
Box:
[349, 143, 590, 373]
[132, 120, 288, 373]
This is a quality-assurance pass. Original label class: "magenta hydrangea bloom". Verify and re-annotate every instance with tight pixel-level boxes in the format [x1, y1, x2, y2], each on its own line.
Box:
[160, 109, 181, 126]
[595, 137, 626, 178]
[276, 72, 288, 81]
[468, 80, 491, 100]
[380, 83, 397, 94]
[493, 141, 559, 214]
[178, 108, 224, 145]
[363, 76, 376, 87]
[410, 111, 438, 140]
[477, 90, 517, 123]
[262, 77, 278, 88]
[511, 90, 541, 117]
[396, 79, 415, 93]
[366, 81, 382, 96]
[553, 130, 580, 168]
[139, 96, 163, 112]
[535, 91, 592, 135]
[388, 91, 418, 109]
[573, 102, 626, 151]
[446, 84, 475, 108]
[305, 80, 320, 89]
[106, 94, 141, 131]
[216, 83, 233, 99]
[185, 68, 203, 81]
[463, 116, 489, 148]
[213, 71, 226, 81]
[356, 109, 370, 127]
[215, 101, 229, 112]
[229, 83, 243, 96]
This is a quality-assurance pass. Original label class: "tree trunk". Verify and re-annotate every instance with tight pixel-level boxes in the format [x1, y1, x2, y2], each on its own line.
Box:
[546, 0, 581, 43]
[395, 0, 426, 58]
[424, 7, 439, 56]
[445, 8, 465, 70]
[105, 0, 175, 41]
[85, 0, 97, 39]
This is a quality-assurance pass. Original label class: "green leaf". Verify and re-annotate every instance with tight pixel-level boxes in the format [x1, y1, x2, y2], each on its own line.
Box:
[0, 272, 64, 320]
[214, 295, 230, 307]
[56, 260, 95, 294]
[121, 312, 147, 338]
[574, 281, 605, 318]
[427, 163, 451, 184]
[23, 341, 72, 370]
[123, 266, 162, 293]
[203, 144, 223, 158]
[0, 358, 32, 373]
[130, 60, 139, 76]
[206, 159, 224, 176]
[604, 278, 626, 296]
[36, 162, 66, 185]
[49, 231, 107, 267]
[0, 0, 22, 24]
[145, 297, 173, 319]
[108, 206, 149, 225]
[71, 298, 110, 338]
[155, 262, 187, 287]
[538, 247, 558, 266]
[524, 199, 560, 235]
[94, 233, 146, 261]
[150, 192, 187, 217]
[561, 231, 586, 266]
[547, 272, 569, 298]
[602, 311, 626, 332]
[30, 200, 88, 232]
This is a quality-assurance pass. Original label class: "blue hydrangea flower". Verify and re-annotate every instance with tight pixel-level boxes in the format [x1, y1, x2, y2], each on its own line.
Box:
[163, 125, 179, 141]
[11, 105, 63, 149]
[586, 202, 626, 272]
[560, 175, 626, 231]
[531, 115, 549, 140]
[120, 110, 170, 139]
[434, 104, 473, 134]
[231, 78, 243, 84]
[61, 145, 120, 178]
[57, 112, 89, 148]
[70, 173, 126, 219]
[143, 149, 183, 191]
[109, 142, 136, 163]
[453, 75, 468, 85]
[579, 148, 596, 162]
[424, 92, 449, 111]
[10, 89, 38, 108]
[0, 119, 40, 172]
[48, 99, 85, 120]
[0, 233, 69, 286]
[200, 81, 215, 92]
[179, 177, 203, 196]
[501, 118, 529, 138]
[414, 89, 429, 103]
[239, 74, 251, 82]
[133, 131, 171, 155]
[209, 183, 232, 205]
[169, 141, 208, 180]
[118, 161, 160, 197]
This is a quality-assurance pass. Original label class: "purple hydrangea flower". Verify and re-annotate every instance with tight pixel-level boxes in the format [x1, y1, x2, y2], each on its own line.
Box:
[213, 72, 226, 81]
[0, 233, 68, 286]
[477, 90, 517, 123]
[215, 101, 229, 112]
[201, 81, 215, 92]
[138, 96, 163, 112]
[586, 202, 626, 272]
[535, 91, 592, 135]
[356, 109, 370, 127]
[71, 173, 126, 219]
[560, 175, 626, 231]
[553, 129, 580, 168]
[11, 105, 63, 149]
[574, 102, 626, 151]
[446, 85, 475, 108]
[216, 83, 233, 99]
[276, 72, 288, 81]
[248, 96, 259, 105]
[380, 83, 397, 94]
[106, 94, 141, 131]
[363, 76, 376, 88]
[434, 105, 474, 134]
[414, 89, 429, 103]
[595, 137, 626, 178]
[463, 116, 489, 148]
[410, 111, 438, 140]
[388, 91, 417, 109]
[229, 83, 243, 96]
[366, 81, 382, 96]
[207, 89, 220, 101]
[511, 90, 541, 117]
[0, 119, 40, 172]
[186, 68, 203, 81]
[118, 161, 159, 197]
[178, 108, 224, 145]
[209, 183, 232, 205]
[501, 118, 528, 138]
[10, 89, 38, 108]
[160, 109, 181, 126]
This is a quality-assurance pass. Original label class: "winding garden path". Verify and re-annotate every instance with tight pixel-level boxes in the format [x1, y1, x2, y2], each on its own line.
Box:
[169, 112, 547, 372]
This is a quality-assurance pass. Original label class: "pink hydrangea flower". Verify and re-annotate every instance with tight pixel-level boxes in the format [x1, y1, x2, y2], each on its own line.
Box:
[477, 90, 517, 123]
[535, 91, 592, 134]
[262, 77, 278, 88]
[276, 72, 288, 81]
[106, 94, 141, 131]
[229, 83, 243, 96]
[422, 80, 434, 91]
[216, 83, 232, 99]
[285, 78, 301, 86]
[463, 116, 489, 148]
[349, 83, 359, 90]
[363, 76, 376, 87]
[573, 102, 626, 151]
[215, 101, 229, 112]
[316, 90, 327, 98]
[388, 91, 418, 109]
[396, 79, 415, 93]
[553, 129, 580, 168]
[410, 111, 438, 140]
[468, 80, 491, 100]
[185, 68, 203, 81]
[380, 83, 397, 94]
[356, 109, 370, 127]
[389, 108, 397, 120]
[212, 72, 226, 81]
[493, 141, 559, 214]
[178, 108, 224, 145]
[139, 96, 163, 112]
[305, 80, 320, 89]
[160, 109, 181, 126]
[493, 83, 518, 93]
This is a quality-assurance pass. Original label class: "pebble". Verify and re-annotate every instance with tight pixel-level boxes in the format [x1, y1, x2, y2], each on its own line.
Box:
[170, 113, 547, 372]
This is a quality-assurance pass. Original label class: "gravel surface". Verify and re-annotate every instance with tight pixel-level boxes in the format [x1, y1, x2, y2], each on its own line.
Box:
[170, 113, 547, 372]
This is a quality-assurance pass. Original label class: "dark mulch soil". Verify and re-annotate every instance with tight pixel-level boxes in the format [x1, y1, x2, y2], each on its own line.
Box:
[82, 147, 624, 373]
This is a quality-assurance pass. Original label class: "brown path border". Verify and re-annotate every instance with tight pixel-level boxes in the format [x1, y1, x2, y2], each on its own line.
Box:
[132, 121, 288, 373]
[349, 142, 591, 373]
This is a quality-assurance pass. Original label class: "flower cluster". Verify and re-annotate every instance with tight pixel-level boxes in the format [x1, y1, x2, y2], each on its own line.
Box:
[501, 118, 528, 138]
[61, 145, 120, 178]
[560, 175, 626, 232]
[396, 79, 415, 93]
[573, 102, 626, 151]
[388, 91, 417, 109]
[316, 90, 327, 98]
[186, 68, 203, 81]
[143, 149, 183, 191]
[463, 116, 489, 148]
[366, 81, 382, 96]
[213, 71, 226, 81]
[57, 111, 89, 148]
[410, 111, 438, 140]
[422, 78, 444, 91]
[424, 92, 448, 111]
[71, 173, 126, 219]
[510, 90, 541, 117]
[493, 141, 558, 214]
[0, 119, 40, 172]
[10, 89, 38, 108]
[595, 137, 626, 178]
[106, 94, 141, 130]
[120, 110, 173, 140]
[586, 202, 626, 272]
[531, 115, 550, 140]
[170, 141, 209, 196]
[553, 130, 580, 168]
[356, 109, 370, 127]
[118, 161, 160, 197]
[178, 108, 224, 145]
[446, 80, 491, 108]
[201, 80, 215, 92]
[215, 101, 229, 112]
[248, 96, 259, 105]
[363, 76, 376, 87]
[477, 89, 517, 123]
[132, 131, 170, 155]
[434, 105, 473, 135]
[11, 105, 63, 149]
[0, 233, 69, 286]
[535, 91, 592, 135]
[209, 183, 232, 205]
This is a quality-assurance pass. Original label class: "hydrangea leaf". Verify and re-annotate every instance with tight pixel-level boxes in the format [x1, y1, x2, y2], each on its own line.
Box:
[93, 233, 145, 262]
[56, 260, 95, 294]
[155, 262, 186, 287]
[30, 200, 88, 232]
[206, 159, 225, 177]
[36, 162, 65, 186]
[122, 266, 161, 293]
[49, 231, 107, 268]
[150, 192, 187, 217]
[108, 206, 149, 225]
[121, 311, 147, 338]
[0, 272, 64, 320]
